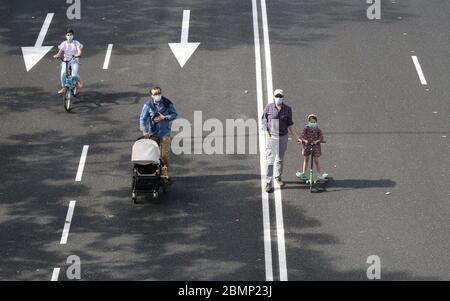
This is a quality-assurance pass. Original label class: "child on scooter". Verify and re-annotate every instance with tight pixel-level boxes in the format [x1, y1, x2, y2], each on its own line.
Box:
[296, 114, 328, 181]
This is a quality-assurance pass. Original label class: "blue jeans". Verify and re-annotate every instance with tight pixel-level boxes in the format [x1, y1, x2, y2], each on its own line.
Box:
[60, 61, 80, 87]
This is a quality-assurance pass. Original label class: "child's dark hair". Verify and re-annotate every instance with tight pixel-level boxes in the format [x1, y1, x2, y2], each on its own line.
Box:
[308, 115, 317, 122]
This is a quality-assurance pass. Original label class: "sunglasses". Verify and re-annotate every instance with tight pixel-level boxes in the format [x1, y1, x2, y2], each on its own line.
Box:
[275, 94, 284, 98]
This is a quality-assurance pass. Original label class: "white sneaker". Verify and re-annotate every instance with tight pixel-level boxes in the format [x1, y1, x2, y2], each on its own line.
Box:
[296, 171, 307, 179]
[317, 173, 328, 180]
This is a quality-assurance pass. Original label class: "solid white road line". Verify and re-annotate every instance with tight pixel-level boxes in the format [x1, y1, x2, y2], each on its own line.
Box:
[51, 267, 60, 281]
[411, 56, 428, 85]
[252, 0, 274, 282]
[102, 44, 113, 69]
[261, 0, 288, 281]
[261, 0, 273, 105]
[60, 200, 76, 244]
[75, 145, 89, 182]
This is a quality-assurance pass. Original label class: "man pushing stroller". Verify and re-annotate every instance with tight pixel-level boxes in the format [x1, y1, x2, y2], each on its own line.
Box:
[139, 86, 178, 184]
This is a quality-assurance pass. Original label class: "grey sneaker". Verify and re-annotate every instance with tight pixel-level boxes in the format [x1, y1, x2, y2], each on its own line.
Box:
[265, 182, 273, 193]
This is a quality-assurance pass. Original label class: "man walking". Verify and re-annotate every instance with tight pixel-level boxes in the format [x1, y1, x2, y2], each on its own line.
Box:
[262, 89, 301, 193]
[140, 86, 178, 184]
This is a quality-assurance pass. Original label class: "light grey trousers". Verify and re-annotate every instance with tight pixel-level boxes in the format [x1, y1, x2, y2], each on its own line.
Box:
[265, 134, 289, 183]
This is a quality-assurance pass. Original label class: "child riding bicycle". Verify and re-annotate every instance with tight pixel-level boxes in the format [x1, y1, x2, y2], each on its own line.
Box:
[53, 28, 83, 94]
[296, 114, 328, 181]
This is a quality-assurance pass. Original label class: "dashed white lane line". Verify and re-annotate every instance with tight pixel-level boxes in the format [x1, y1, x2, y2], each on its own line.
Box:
[75, 145, 89, 182]
[51, 267, 60, 281]
[252, 0, 273, 282]
[261, 0, 288, 281]
[411, 55, 428, 85]
[60, 200, 76, 245]
[102, 44, 113, 69]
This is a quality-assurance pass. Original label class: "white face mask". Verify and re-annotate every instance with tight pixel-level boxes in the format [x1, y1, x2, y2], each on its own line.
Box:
[152, 95, 162, 102]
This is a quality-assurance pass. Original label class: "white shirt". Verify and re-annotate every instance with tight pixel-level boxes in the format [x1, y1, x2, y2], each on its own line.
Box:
[58, 40, 83, 60]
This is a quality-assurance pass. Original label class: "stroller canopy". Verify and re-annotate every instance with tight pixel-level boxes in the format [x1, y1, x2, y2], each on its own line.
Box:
[131, 139, 160, 165]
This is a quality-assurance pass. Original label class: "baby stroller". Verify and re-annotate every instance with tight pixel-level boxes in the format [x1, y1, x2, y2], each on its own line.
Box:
[131, 136, 167, 203]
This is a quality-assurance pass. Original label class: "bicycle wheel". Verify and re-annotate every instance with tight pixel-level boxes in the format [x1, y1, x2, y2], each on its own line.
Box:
[63, 88, 71, 112]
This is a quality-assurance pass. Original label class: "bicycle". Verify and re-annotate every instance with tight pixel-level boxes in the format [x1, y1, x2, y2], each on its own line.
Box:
[57, 55, 80, 112]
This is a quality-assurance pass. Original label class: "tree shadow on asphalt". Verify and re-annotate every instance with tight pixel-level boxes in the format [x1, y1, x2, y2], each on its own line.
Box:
[279, 201, 440, 280]
[0, 116, 152, 280]
[0, 0, 417, 58]
[0, 86, 146, 116]
[0, 0, 437, 280]
[0, 130, 107, 280]
[72, 183, 439, 280]
[0, 85, 149, 141]
[38, 151, 436, 281]
[65, 164, 268, 280]
[0, 126, 441, 280]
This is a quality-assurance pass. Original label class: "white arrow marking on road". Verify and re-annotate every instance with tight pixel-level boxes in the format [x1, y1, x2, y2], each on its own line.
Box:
[21, 13, 54, 72]
[168, 10, 200, 68]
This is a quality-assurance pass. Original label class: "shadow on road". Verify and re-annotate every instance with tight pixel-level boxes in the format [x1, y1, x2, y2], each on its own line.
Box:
[0, 0, 417, 58]
[283, 178, 396, 192]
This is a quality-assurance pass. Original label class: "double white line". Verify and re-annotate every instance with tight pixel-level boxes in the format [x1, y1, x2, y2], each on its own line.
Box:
[252, 0, 288, 281]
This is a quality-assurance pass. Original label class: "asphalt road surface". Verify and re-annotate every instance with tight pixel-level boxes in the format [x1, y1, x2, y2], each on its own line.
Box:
[0, 0, 449, 281]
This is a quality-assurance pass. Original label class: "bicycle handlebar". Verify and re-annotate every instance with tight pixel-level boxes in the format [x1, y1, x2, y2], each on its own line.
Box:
[56, 55, 81, 62]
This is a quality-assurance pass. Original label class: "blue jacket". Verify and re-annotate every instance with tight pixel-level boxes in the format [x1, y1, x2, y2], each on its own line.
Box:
[139, 97, 178, 138]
